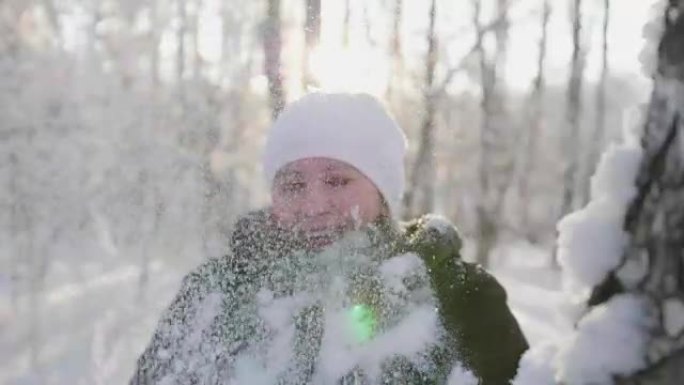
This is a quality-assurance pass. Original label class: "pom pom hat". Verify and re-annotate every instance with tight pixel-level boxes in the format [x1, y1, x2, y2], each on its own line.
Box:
[263, 92, 408, 217]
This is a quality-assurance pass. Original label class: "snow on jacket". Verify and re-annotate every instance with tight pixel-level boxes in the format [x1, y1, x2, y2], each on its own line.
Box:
[129, 210, 528, 385]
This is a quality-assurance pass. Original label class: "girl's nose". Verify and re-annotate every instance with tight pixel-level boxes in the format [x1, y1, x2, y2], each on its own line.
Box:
[301, 183, 333, 217]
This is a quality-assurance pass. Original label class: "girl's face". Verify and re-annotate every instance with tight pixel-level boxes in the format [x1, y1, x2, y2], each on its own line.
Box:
[271, 157, 385, 249]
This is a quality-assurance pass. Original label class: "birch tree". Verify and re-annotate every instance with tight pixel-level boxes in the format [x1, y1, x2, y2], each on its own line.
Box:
[518, 0, 551, 241]
[403, 0, 438, 219]
[582, 0, 611, 206]
[386, 0, 403, 101]
[342, 0, 351, 47]
[302, 0, 321, 90]
[560, 0, 586, 217]
[264, 0, 285, 119]
[472, 0, 513, 266]
[587, 1, 684, 381]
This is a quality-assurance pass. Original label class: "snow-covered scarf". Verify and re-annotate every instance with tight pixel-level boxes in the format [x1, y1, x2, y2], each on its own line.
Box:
[130, 210, 526, 385]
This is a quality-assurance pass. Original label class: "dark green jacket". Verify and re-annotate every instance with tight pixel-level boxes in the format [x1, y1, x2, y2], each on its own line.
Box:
[130, 210, 527, 384]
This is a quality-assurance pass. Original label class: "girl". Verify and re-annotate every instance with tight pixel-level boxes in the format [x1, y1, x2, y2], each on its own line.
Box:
[130, 92, 527, 385]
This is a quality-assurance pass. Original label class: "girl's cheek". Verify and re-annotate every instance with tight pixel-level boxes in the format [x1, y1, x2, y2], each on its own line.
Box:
[335, 191, 358, 213]
[273, 196, 300, 221]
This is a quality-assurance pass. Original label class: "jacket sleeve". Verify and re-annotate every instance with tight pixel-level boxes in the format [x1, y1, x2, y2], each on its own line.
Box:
[129, 266, 214, 385]
[406, 219, 528, 385]
[431, 259, 529, 385]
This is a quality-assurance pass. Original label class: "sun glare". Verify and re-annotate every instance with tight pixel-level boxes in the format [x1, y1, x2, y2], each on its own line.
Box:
[307, 44, 390, 96]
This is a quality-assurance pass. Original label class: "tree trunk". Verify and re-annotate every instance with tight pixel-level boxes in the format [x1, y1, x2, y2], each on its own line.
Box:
[41, 0, 61, 46]
[176, 0, 187, 84]
[83, 2, 101, 65]
[28, 225, 45, 379]
[342, 0, 351, 47]
[594, 1, 684, 381]
[149, 0, 160, 88]
[581, 0, 610, 206]
[7, 148, 45, 376]
[8, 153, 21, 312]
[191, 0, 204, 80]
[494, 0, 509, 71]
[472, 0, 512, 266]
[386, 0, 403, 101]
[302, 0, 321, 90]
[403, 0, 437, 219]
[474, 0, 494, 266]
[560, 0, 585, 217]
[362, 1, 376, 46]
[518, 0, 550, 241]
[264, 0, 285, 119]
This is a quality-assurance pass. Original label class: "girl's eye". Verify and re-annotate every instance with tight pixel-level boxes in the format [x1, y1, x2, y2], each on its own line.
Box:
[326, 176, 351, 188]
[281, 181, 305, 193]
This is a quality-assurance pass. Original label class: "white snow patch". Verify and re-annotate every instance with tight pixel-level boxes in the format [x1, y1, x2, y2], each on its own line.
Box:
[512, 342, 558, 385]
[351, 205, 362, 229]
[446, 363, 479, 385]
[663, 297, 684, 337]
[640, 0, 668, 76]
[379, 252, 425, 292]
[557, 201, 630, 300]
[422, 214, 456, 236]
[490, 240, 554, 271]
[314, 304, 439, 383]
[185, 292, 223, 350]
[616, 249, 650, 289]
[256, 293, 312, 381]
[257, 289, 309, 331]
[512, 123, 650, 384]
[556, 295, 653, 385]
[557, 126, 643, 302]
[230, 355, 280, 385]
[223, 241, 448, 384]
[513, 295, 652, 385]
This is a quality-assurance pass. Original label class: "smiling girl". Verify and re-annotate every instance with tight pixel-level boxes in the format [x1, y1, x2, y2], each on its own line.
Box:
[130, 92, 527, 385]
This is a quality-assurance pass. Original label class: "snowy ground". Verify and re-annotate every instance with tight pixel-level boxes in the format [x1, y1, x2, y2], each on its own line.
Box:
[490, 241, 572, 348]
[0, 262, 186, 385]
[1, 241, 568, 385]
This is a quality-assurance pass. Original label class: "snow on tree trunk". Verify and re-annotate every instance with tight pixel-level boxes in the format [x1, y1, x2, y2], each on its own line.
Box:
[514, 3, 684, 383]
[613, 0, 684, 382]
[560, 0, 586, 218]
[581, 0, 610, 207]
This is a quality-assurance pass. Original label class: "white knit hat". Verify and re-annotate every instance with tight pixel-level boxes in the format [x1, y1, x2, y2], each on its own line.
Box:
[263, 92, 407, 217]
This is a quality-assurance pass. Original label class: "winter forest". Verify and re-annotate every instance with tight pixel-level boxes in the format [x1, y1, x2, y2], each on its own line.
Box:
[1, 0, 683, 383]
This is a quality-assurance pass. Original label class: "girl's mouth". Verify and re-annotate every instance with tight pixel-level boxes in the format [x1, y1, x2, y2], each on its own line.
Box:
[301, 228, 344, 250]
[304, 232, 336, 249]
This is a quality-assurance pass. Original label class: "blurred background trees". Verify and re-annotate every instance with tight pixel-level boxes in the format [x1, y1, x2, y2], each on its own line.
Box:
[0, 0, 658, 383]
